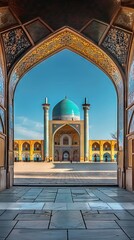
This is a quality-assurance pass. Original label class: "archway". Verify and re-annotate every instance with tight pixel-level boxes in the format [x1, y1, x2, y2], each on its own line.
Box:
[53, 124, 80, 162]
[8, 28, 124, 187]
[92, 142, 100, 151]
[92, 154, 100, 162]
[103, 153, 111, 162]
[63, 151, 70, 161]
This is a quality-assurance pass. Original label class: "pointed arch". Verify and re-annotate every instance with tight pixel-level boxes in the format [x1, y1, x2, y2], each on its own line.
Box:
[22, 142, 30, 151]
[9, 28, 123, 96]
[103, 153, 111, 162]
[103, 142, 111, 151]
[34, 142, 41, 151]
[92, 142, 100, 151]
[54, 123, 80, 136]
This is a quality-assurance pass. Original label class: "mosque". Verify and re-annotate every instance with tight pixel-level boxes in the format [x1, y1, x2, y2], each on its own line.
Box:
[14, 97, 117, 162]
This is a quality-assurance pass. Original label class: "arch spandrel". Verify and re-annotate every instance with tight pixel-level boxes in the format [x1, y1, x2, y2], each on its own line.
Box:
[9, 28, 123, 95]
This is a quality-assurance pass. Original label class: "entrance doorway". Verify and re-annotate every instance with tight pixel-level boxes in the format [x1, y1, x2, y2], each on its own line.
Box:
[63, 151, 70, 161]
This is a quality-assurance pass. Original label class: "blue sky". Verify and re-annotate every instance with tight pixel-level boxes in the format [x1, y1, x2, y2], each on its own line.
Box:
[14, 49, 117, 140]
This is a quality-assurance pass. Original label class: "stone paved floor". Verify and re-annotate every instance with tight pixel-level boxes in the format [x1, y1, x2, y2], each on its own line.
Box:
[0, 186, 134, 239]
[14, 162, 117, 185]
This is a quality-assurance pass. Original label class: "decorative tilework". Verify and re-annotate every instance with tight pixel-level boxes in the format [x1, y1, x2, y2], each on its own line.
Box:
[9, 28, 123, 95]
[102, 27, 131, 67]
[70, 124, 80, 134]
[129, 113, 134, 133]
[128, 106, 134, 130]
[0, 107, 4, 125]
[9, 70, 19, 95]
[52, 124, 64, 134]
[0, 7, 17, 30]
[9, 103, 13, 150]
[0, 120, 3, 133]
[2, 27, 31, 71]
[25, 19, 52, 43]
[128, 58, 134, 105]
[118, 101, 124, 150]
[82, 20, 108, 43]
[0, 65, 4, 106]
[0, 107, 4, 133]
[115, 8, 134, 31]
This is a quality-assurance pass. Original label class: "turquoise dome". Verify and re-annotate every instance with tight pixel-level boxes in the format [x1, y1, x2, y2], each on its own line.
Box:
[52, 98, 80, 120]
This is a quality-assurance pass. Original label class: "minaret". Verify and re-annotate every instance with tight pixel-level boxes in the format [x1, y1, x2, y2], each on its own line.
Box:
[42, 97, 50, 161]
[82, 98, 90, 161]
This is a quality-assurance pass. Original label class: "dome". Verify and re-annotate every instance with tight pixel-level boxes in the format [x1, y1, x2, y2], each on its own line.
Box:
[52, 97, 80, 120]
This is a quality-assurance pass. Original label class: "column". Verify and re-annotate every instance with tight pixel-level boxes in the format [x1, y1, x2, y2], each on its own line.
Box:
[89, 140, 92, 162]
[42, 97, 50, 161]
[111, 141, 115, 162]
[82, 98, 90, 161]
[18, 142, 22, 161]
[100, 141, 104, 162]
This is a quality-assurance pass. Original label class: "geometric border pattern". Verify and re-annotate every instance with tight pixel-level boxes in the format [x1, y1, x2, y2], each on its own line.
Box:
[9, 28, 123, 94]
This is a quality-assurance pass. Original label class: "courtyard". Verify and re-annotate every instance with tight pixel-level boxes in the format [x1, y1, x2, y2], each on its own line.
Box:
[14, 162, 117, 186]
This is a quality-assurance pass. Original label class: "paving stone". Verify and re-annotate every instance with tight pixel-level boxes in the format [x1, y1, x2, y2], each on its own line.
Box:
[6, 229, 67, 240]
[88, 202, 111, 210]
[120, 227, 134, 238]
[44, 203, 67, 210]
[58, 188, 71, 194]
[35, 198, 54, 202]
[73, 198, 95, 202]
[82, 212, 118, 221]
[15, 220, 49, 229]
[114, 210, 134, 220]
[19, 202, 44, 210]
[127, 210, 134, 216]
[71, 189, 87, 194]
[112, 196, 134, 202]
[68, 229, 130, 240]
[17, 199, 34, 202]
[15, 212, 51, 221]
[120, 203, 134, 210]
[55, 194, 72, 203]
[66, 203, 90, 210]
[0, 210, 20, 220]
[107, 203, 124, 210]
[92, 190, 116, 202]
[50, 210, 85, 229]
[0, 210, 5, 215]
[116, 221, 134, 227]
[0, 221, 17, 227]
[85, 220, 119, 229]
[35, 210, 51, 214]
[0, 221, 17, 238]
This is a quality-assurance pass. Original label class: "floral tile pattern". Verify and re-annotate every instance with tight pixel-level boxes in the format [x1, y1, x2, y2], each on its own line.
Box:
[2, 27, 31, 71]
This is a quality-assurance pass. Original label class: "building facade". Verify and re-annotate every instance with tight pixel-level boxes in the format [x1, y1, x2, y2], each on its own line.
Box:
[14, 97, 117, 162]
[14, 139, 117, 162]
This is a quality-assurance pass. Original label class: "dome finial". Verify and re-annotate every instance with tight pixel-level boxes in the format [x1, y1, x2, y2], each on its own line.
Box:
[45, 97, 48, 104]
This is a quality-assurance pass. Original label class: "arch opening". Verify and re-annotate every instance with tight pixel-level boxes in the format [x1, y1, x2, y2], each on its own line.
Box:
[8, 28, 123, 187]
[53, 124, 80, 162]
